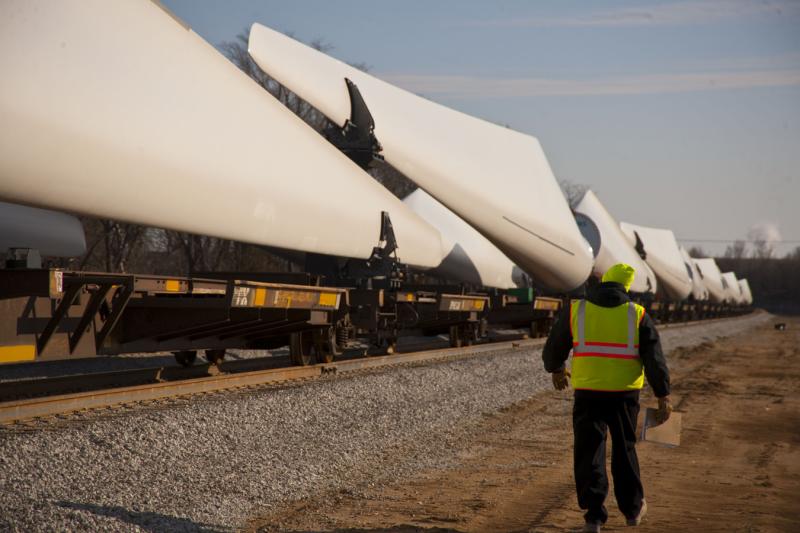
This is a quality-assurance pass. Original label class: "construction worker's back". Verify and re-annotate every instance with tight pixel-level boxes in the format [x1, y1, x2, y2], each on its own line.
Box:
[541, 263, 672, 532]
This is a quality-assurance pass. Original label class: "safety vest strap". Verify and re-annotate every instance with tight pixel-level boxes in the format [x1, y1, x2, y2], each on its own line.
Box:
[574, 300, 639, 358]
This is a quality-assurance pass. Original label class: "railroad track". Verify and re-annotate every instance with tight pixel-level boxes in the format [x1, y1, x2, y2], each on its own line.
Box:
[0, 313, 751, 426]
[0, 354, 293, 403]
[0, 336, 545, 425]
[0, 331, 525, 403]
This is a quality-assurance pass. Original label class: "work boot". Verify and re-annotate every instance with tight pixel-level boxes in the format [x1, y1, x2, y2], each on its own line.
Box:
[582, 521, 602, 533]
[626, 499, 647, 526]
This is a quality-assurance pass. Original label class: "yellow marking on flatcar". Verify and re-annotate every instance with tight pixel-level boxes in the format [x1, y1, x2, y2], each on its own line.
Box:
[534, 299, 561, 311]
[318, 293, 338, 307]
[472, 300, 486, 311]
[49, 270, 64, 297]
[253, 288, 267, 307]
[0, 345, 36, 363]
[165, 279, 181, 292]
[275, 290, 316, 308]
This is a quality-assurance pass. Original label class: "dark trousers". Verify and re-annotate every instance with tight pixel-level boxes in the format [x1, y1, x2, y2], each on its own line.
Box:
[573, 393, 644, 524]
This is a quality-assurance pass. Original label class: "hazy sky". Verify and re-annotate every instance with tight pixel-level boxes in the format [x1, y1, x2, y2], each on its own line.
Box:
[163, 0, 800, 257]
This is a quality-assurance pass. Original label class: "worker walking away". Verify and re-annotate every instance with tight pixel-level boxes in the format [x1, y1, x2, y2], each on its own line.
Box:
[542, 263, 672, 533]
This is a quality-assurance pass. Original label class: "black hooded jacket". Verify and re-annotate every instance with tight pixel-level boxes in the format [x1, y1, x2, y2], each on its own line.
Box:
[542, 281, 670, 399]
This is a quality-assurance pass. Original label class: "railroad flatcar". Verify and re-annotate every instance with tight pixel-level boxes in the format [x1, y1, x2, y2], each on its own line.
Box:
[0, 1, 754, 366]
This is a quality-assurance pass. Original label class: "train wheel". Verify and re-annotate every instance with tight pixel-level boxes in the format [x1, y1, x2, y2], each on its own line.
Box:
[204, 349, 226, 366]
[289, 331, 315, 366]
[462, 324, 475, 347]
[479, 318, 488, 338]
[471, 324, 480, 344]
[174, 350, 197, 367]
[449, 325, 462, 348]
[313, 327, 337, 364]
[383, 337, 398, 355]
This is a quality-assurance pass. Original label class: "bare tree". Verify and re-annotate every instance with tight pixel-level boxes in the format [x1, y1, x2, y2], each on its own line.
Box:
[747, 223, 781, 259]
[369, 161, 417, 199]
[687, 246, 707, 258]
[220, 31, 339, 132]
[78, 217, 145, 273]
[724, 239, 747, 259]
[221, 28, 374, 128]
[751, 238, 774, 259]
[558, 179, 589, 209]
[165, 232, 233, 275]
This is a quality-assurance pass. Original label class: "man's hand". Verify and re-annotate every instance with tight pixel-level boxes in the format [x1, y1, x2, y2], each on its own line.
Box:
[551, 369, 571, 391]
[655, 395, 673, 423]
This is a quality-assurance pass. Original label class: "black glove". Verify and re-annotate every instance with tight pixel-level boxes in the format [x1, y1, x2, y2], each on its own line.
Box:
[552, 369, 571, 391]
[655, 396, 673, 423]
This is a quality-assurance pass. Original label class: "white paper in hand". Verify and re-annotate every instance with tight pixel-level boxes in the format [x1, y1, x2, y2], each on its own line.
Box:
[641, 408, 682, 447]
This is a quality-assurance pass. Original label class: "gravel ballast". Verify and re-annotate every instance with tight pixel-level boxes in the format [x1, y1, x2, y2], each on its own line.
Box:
[0, 312, 769, 532]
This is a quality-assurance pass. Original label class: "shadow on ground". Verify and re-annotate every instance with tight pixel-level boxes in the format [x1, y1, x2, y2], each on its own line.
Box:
[258, 527, 464, 533]
[57, 501, 227, 533]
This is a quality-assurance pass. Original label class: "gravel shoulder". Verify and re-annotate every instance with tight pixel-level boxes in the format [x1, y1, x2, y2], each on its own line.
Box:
[0, 312, 771, 532]
[252, 311, 798, 533]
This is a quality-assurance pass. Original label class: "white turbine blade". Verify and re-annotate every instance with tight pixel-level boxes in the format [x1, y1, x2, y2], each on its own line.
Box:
[573, 190, 656, 294]
[738, 278, 752, 305]
[248, 24, 593, 292]
[0, 1, 445, 268]
[404, 189, 523, 289]
[619, 222, 693, 300]
[692, 258, 727, 304]
[720, 272, 742, 304]
[679, 246, 709, 301]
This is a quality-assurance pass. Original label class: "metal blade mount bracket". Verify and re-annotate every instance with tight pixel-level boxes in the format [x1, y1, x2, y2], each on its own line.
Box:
[323, 78, 384, 170]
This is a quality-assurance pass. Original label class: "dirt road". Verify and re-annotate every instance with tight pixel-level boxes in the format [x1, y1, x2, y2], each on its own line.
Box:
[251, 316, 800, 532]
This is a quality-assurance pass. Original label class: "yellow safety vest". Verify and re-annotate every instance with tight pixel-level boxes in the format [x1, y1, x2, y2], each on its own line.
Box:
[569, 299, 646, 391]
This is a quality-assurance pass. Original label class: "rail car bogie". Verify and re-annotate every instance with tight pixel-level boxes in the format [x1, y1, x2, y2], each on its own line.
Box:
[0, 269, 345, 365]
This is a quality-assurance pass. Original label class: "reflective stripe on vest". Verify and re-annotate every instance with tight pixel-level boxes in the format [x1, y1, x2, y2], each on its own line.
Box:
[570, 299, 645, 391]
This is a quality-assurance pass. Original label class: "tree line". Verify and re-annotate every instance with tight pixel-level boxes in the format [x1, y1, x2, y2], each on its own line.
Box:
[715, 250, 800, 314]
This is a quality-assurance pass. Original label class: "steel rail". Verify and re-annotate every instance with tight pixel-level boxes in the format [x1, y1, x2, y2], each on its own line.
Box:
[0, 331, 534, 403]
[0, 337, 545, 425]
[0, 356, 293, 403]
[0, 312, 755, 425]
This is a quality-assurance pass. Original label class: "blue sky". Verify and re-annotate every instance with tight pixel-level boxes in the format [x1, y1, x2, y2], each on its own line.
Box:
[163, 0, 800, 256]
